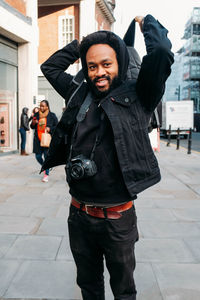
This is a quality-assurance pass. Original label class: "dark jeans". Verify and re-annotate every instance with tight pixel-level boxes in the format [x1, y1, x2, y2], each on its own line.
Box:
[68, 204, 139, 300]
[35, 147, 49, 175]
[19, 128, 26, 151]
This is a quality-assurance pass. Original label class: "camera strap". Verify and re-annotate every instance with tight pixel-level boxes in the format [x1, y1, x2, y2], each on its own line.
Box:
[68, 92, 95, 162]
[76, 92, 93, 122]
[90, 112, 105, 160]
[68, 92, 105, 162]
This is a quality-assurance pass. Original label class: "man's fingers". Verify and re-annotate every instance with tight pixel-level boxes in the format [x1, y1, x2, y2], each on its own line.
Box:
[135, 16, 144, 23]
[135, 16, 144, 32]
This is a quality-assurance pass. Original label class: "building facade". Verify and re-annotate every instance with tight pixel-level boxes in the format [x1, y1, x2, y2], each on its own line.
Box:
[38, 0, 116, 120]
[0, 0, 38, 154]
[164, 7, 200, 111]
[182, 7, 200, 113]
[163, 52, 185, 102]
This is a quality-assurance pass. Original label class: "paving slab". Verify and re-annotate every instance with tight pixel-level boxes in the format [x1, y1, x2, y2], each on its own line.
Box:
[188, 184, 200, 196]
[56, 236, 73, 261]
[171, 207, 200, 221]
[152, 188, 198, 200]
[55, 204, 69, 218]
[0, 260, 21, 297]
[0, 193, 13, 202]
[104, 262, 163, 300]
[36, 218, 68, 236]
[43, 186, 68, 196]
[183, 239, 200, 262]
[135, 198, 158, 208]
[6, 194, 61, 205]
[135, 238, 196, 263]
[5, 236, 62, 260]
[136, 208, 176, 221]
[4, 261, 81, 299]
[154, 198, 200, 209]
[0, 177, 30, 186]
[30, 204, 61, 218]
[0, 216, 41, 235]
[139, 188, 175, 199]
[139, 220, 200, 239]
[0, 186, 8, 193]
[0, 235, 17, 258]
[0, 203, 35, 217]
[134, 263, 163, 300]
[153, 263, 200, 300]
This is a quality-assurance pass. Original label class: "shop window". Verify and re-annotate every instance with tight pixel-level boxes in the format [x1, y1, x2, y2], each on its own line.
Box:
[0, 61, 18, 151]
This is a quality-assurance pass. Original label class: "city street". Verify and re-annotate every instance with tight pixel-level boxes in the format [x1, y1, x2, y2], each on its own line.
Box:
[1, 1, 200, 299]
[161, 132, 200, 152]
[0, 142, 200, 300]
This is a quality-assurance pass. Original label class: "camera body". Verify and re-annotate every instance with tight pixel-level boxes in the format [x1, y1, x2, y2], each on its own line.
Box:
[66, 154, 97, 181]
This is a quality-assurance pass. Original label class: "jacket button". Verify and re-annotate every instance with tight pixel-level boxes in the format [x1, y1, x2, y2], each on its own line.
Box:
[124, 98, 129, 103]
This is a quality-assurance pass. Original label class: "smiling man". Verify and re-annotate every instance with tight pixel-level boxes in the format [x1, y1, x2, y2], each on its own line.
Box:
[41, 15, 174, 300]
[86, 44, 119, 94]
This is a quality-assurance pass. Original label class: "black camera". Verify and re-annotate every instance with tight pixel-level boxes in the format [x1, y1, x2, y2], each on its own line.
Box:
[66, 154, 97, 181]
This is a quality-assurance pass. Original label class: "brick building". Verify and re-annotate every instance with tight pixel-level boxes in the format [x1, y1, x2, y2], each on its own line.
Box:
[38, 0, 116, 119]
[0, 0, 38, 154]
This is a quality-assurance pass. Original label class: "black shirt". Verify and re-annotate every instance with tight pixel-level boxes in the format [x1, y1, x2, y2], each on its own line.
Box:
[69, 97, 135, 206]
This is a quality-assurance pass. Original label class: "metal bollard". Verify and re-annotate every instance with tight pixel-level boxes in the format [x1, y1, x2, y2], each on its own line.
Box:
[166, 125, 171, 147]
[176, 128, 180, 150]
[187, 128, 192, 154]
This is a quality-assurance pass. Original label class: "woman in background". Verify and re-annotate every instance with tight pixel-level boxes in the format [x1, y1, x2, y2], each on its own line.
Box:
[29, 107, 39, 122]
[30, 100, 58, 182]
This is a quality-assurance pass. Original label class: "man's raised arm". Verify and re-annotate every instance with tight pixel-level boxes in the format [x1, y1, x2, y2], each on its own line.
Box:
[40, 39, 80, 100]
[135, 14, 174, 112]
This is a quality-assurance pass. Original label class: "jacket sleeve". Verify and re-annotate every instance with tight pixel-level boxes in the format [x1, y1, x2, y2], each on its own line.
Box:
[21, 115, 30, 131]
[136, 15, 174, 112]
[40, 40, 80, 100]
[49, 113, 58, 134]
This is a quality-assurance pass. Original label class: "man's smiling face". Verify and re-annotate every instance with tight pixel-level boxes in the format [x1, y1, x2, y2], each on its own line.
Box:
[86, 44, 119, 94]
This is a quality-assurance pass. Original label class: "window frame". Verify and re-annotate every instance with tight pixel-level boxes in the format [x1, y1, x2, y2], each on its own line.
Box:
[58, 14, 75, 49]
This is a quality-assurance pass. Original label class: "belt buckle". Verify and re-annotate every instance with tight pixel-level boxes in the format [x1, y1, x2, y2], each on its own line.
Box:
[85, 204, 94, 214]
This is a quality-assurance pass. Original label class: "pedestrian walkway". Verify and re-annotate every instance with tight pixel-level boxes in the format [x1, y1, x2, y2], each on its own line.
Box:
[0, 142, 200, 300]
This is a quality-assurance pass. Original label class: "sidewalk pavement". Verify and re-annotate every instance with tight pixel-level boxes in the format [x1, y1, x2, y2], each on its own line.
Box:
[0, 142, 200, 300]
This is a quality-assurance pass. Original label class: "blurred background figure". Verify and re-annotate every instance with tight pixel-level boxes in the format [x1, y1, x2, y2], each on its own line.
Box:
[19, 107, 30, 156]
[29, 107, 39, 122]
[30, 100, 58, 182]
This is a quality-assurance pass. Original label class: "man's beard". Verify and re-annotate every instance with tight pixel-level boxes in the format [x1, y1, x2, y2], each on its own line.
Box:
[87, 75, 121, 99]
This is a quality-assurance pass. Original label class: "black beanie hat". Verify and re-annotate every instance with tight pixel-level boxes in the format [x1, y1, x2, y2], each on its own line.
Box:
[79, 30, 129, 85]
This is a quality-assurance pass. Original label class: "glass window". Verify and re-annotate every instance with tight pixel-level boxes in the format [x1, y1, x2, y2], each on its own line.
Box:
[0, 42, 17, 66]
[0, 61, 18, 151]
[58, 15, 75, 49]
[193, 24, 200, 35]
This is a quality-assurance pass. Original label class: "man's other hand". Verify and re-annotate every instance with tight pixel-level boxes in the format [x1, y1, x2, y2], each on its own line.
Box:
[135, 16, 144, 33]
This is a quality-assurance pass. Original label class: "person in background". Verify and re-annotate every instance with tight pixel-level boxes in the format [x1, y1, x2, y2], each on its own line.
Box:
[30, 100, 58, 182]
[29, 107, 39, 122]
[19, 107, 30, 156]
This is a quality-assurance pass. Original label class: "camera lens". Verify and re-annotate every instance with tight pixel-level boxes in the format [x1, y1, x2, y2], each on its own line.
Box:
[71, 163, 84, 179]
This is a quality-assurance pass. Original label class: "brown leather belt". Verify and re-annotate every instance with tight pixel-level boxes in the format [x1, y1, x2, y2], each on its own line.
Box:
[71, 197, 133, 219]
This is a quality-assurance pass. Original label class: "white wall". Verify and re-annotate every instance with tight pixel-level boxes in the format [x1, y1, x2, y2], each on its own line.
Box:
[0, 0, 38, 153]
[79, 0, 96, 40]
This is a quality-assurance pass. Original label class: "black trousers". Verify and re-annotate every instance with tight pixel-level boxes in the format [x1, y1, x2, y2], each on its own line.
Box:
[68, 204, 139, 300]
